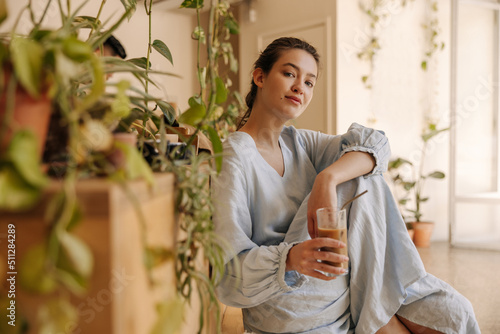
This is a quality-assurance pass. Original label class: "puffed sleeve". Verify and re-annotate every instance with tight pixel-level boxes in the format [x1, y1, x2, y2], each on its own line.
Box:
[212, 151, 307, 308]
[296, 122, 391, 177]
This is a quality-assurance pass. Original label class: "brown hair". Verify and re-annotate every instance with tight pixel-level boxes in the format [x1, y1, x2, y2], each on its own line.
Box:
[236, 37, 320, 130]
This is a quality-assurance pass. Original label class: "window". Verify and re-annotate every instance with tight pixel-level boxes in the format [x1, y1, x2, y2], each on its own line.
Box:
[450, 0, 500, 250]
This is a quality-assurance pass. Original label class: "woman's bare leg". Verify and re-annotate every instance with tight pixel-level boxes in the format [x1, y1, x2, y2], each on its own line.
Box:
[375, 315, 411, 334]
[396, 315, 444, 334]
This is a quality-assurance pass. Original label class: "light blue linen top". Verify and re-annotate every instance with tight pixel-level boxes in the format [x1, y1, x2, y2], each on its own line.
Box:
[212, 123, 480, 334]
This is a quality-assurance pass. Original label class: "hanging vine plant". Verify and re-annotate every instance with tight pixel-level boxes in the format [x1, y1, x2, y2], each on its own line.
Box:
[421, 0, 445, 71]
[357, 0, 414, 89]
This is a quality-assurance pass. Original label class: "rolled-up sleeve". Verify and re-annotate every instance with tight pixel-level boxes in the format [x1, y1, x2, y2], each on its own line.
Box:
[297, 122, 391, 177]
[216, 242, 307, 308]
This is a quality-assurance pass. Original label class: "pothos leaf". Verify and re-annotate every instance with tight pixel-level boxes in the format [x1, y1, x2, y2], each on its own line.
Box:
[0, 164, 41, 211]
[157, 100, 176, 125]
[203, 125, 223, 173]
[19, 243, 57, 294]
[179, 103, 206, 126]
[114, 141, 154, 186]
[152, 39, 173, 65]
[215, 77, 228, 104]
[7, 130, 48, 188]
[181, 0, 204, 9]
[57, 231, 94, 279]
[10, 36, 44, 97]
[120, 0, 137, 19]
[127, 57, 151, 70]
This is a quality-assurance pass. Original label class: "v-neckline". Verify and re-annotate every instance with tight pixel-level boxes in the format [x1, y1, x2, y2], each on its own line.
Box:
[238, 131, 286, 178]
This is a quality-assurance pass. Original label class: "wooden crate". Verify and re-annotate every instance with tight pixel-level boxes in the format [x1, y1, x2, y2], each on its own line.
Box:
[0, 173, 192, 333]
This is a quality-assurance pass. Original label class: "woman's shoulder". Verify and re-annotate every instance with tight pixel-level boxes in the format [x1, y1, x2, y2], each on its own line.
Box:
[221, 131, 258, 166]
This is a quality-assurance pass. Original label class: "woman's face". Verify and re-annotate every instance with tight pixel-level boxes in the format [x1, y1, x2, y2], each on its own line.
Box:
[256, 48, 318, 122]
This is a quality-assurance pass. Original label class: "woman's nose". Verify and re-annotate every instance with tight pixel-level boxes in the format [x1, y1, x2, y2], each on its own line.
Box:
[292, 82, 303, 94]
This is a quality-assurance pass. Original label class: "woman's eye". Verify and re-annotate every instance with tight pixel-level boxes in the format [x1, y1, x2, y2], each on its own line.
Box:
[284, 72, 294, 78]
[306, 81, 314, 88]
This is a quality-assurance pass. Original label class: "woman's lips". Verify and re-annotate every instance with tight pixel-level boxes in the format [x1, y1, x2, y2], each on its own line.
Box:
[285, 96, 301, 104]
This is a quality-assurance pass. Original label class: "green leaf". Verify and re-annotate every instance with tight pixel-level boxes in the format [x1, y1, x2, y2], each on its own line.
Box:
[10, 36, 44, 97]
[181, 0, 204, 9]
[8, 130, 49, 187]
[215, 77, 228, 104]
[19, 243, 57, 294]
[421, 60, 427, 71]
[157, 100, 176, 125]
[203, 126, 223, 173]
[62, 36, 92, 62]
[420, 197, 429, 202]
[188, 95, 202, 108]
[111, 80, 131, 119]
[150, 298, 185, 334]
[38, 298, 78, 334]
[115, 141, 154, 186]
[224, 16, 239, 34]
[403, 182, 416, 191]
[427, 171, 445, 179]
[152, 39, 173, 65]
[127, 57, 151, 70]
[421, 127, 449, 142]
[73, 16, 101, 30]
[179, 103, 206, 126]
[0, 0, 7, 25]
[0, 164, 41, 211]
[57, 231, 94, 279]
[388, 157, 412, 169]
[120, 0, 137, 19]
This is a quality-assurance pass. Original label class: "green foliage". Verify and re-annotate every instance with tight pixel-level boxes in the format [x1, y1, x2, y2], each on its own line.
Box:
[388, 123, 449, 223]
[358, 0, 414, 89]
[421, 0, 445, 72]
[0, 131, 48, 211]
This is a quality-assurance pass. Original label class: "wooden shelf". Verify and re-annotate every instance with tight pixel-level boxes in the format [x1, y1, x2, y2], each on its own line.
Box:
[0, 174, 208, 334]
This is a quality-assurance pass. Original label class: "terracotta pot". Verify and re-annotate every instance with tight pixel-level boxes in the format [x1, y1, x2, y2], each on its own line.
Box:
[0, 70, 52, 157]
[408, 229, 415, 241]
[412, 221, 434, 247]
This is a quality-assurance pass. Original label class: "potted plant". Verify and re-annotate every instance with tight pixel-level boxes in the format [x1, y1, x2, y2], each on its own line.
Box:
[388, 122, 448, 247]
[1, 0, 240, 332]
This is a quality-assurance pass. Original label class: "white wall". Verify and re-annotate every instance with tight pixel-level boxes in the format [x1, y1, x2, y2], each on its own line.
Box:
[1, 0, 196, 113]
[337, 0, 451, 240]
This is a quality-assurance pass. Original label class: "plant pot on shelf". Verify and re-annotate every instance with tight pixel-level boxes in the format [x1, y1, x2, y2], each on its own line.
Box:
[0, 72, 52, 157]
[412, 221, 434, 247]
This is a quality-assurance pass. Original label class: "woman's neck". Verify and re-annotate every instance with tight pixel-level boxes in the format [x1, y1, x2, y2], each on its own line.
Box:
[238, 110, 284, 150]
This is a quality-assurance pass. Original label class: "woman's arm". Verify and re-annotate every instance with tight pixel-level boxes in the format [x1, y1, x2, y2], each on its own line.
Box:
[307, 151, 376, 237]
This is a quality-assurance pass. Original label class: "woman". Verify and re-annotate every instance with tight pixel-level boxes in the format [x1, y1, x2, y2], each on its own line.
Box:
[212, 37, 479, 334]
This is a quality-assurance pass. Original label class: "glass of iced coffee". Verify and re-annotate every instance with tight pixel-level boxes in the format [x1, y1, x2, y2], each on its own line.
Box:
[315, 207, 348, 277]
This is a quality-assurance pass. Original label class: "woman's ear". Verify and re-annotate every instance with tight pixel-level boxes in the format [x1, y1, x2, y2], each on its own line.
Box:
[253, 68, 265, 88]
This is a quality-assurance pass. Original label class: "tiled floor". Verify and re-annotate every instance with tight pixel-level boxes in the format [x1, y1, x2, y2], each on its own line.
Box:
[417, 242, 500, 334]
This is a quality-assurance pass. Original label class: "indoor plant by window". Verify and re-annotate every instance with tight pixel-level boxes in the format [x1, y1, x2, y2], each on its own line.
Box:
[388, 122, 448, 247]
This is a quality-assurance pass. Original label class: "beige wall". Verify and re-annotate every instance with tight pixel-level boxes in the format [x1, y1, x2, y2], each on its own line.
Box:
[237, 0, 451, 241]
[336, 0, 451, 241]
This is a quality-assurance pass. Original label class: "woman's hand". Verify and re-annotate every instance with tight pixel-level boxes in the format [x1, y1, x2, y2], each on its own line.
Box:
[286, 238, 348, 280]
[307, 151, 376, 238]
[307, 171, 338, 238]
